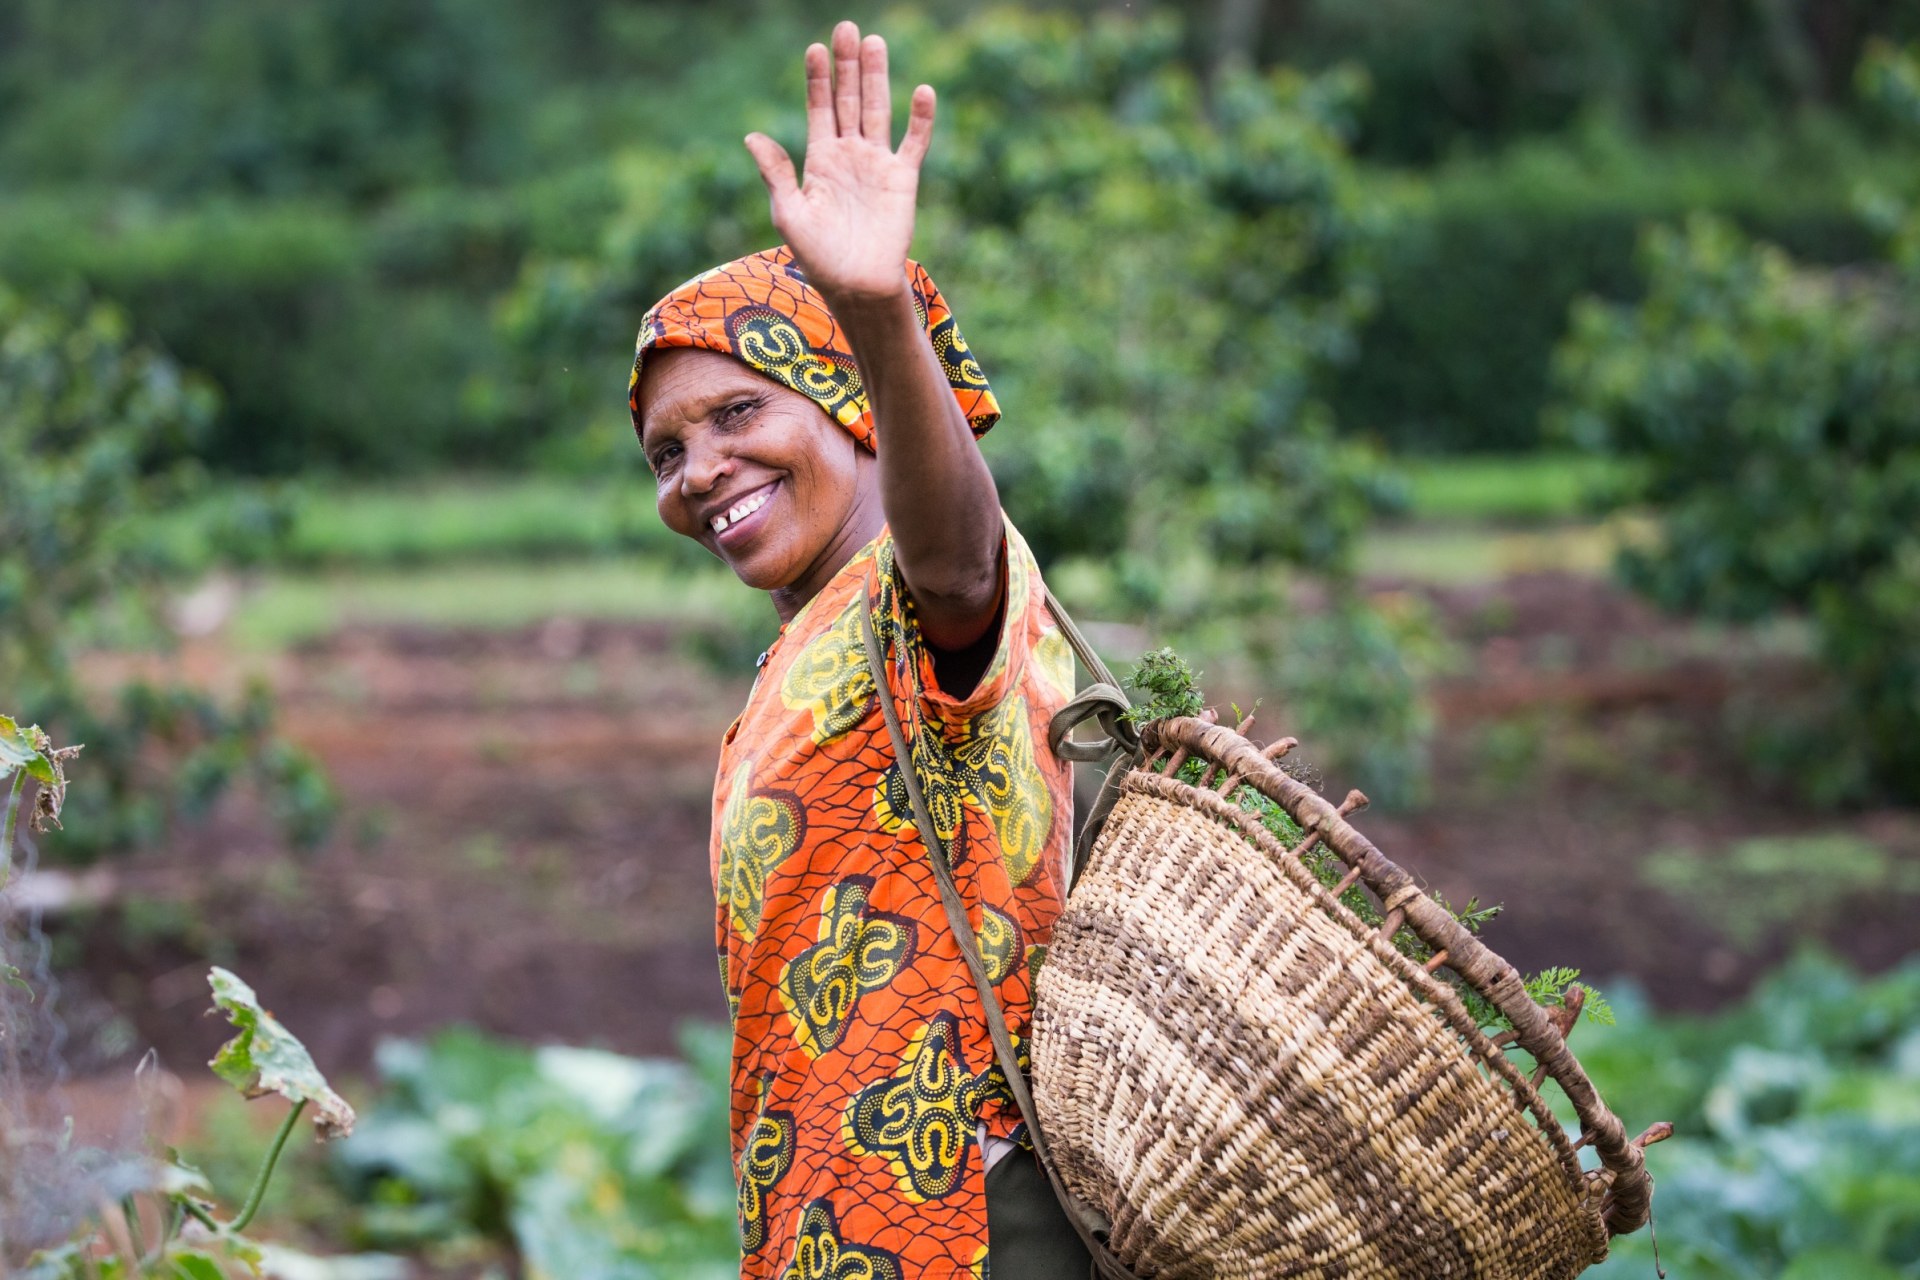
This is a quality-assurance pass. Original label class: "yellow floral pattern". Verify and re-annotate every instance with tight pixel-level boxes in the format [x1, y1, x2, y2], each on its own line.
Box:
[717, 760, 806, 942]
[739, 1074, 795, 1255]
[779, 877, 917, 1059]
[843, 1013, 991, 1204]
[780, 1199, 903, 1280]
[781, 600, 879, 747]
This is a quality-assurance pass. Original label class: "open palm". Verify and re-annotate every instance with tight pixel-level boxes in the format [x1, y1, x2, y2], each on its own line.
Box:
[744, 22, 935, 303]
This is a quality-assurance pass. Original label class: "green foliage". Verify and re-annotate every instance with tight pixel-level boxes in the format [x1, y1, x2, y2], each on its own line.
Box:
[1857, 41, 1920, 275]
[1551, 211, 1920, 802]
[1522, 967, 1615, 1027]
[0, 285, 335, 858]
[335, 1026, 737, 1277]
[905, 12, 1392, 576]
[1332, 126, 1890, 454]
[1392, 454, 1629, 525]
[1582, 952, 1920, 1277]
[1122, 649, 1206, 725]
[1644, 834, 1920, 953]
[1282, 0, 1920, 164]
[0, 196, 532, 474]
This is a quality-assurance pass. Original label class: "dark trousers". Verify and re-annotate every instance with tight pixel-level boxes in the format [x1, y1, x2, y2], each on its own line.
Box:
[984, 1149, 1095, 1280]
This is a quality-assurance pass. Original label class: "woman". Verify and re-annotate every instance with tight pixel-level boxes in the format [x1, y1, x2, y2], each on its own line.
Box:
[629, 20, 1095, 1280]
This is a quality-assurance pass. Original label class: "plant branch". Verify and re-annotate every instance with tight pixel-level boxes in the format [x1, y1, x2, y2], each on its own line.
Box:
[1, 768, 25, 890]
[227, 1098, 306, 1234]
[181, 1198, 221, 1233]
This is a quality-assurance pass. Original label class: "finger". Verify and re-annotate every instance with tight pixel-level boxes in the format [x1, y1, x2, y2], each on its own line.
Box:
[860, 34, 890, 144]
[804, 43, 833, 147]
[897, 84, 936, 167]
[744, 133, 800, 204]
[832, 20, 861, 137]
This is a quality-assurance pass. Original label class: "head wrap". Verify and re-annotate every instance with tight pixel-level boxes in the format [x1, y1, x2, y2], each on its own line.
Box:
[628, 245, 998, 452]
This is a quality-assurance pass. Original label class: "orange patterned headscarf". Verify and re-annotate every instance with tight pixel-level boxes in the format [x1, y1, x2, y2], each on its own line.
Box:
[629, 246, 998, 452]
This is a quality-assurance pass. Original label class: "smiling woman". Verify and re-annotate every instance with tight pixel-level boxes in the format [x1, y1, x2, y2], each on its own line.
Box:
[640, 343, 874, 608]
[624, 19, 1098, 1280]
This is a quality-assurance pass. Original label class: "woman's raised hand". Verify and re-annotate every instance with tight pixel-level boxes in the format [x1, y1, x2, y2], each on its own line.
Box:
[744, 22, 934, 304]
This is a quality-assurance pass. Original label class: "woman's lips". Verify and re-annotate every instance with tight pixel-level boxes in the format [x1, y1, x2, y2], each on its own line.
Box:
[712, 480, 779, 552]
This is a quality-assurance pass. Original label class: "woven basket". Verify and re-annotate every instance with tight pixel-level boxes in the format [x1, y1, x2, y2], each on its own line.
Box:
[1031, 715, 1665, 1280]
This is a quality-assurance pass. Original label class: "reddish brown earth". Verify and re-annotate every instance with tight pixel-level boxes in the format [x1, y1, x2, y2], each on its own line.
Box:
[39, 573, 1920, 1089]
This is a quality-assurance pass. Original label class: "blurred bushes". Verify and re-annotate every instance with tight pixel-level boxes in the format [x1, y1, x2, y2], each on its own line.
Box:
[1, 0, 1914, 472]
[1276, 0, 1920, 163]
[1330, 125, 1892, 454]
[1550, 41, 1920, 799]
[0, 0, 553, 199]
[0, 284, 333, 857]
[0, 192, 557, 474]
[1552, 211, 1920, 803]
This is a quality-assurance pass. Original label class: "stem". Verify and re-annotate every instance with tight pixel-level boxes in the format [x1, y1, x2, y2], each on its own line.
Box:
[1, 768, 25, 891]
[120, 1194, 148, 1259]
[143, 1200, 186, 1268]
[227, 1099, 305, 1234]
[182, 1199, 221, 1233]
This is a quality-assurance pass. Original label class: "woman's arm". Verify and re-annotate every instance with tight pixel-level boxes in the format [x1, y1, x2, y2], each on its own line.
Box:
[744, 22, 1003, 653]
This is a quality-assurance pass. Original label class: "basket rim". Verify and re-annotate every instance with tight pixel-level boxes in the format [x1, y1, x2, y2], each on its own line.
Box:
[1136, 715, 1656, 1239]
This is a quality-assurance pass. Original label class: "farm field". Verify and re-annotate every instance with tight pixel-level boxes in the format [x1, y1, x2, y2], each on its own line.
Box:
[45, 464, 1914, 1075]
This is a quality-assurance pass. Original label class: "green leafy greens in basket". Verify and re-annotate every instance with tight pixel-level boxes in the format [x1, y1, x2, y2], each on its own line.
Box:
[1121, 652, 1611, 1038]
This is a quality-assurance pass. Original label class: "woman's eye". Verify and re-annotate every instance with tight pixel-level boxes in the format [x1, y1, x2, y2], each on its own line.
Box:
[715, 398, 759, 426]
[650, 443, 682, 472]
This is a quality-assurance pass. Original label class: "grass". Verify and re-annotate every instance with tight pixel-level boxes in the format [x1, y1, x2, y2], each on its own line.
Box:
[229, 558, 761, 648]
[173, 455, 1625, 579]
[163, 474, 693, 572]
[1359, 519, 1629, 584]
[1391, 453, 1631, 524]
[276, 475, 683, 567]
[181, 455, 1635, 648]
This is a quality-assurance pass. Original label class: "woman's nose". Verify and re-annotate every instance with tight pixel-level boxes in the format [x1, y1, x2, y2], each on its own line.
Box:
[681, 440, 735, 496]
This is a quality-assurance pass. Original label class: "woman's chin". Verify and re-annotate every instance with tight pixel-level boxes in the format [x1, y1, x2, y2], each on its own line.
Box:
[722, 544, 796, 592]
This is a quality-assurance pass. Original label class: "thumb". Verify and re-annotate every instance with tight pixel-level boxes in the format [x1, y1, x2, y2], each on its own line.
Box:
[744, 133, 800, 205]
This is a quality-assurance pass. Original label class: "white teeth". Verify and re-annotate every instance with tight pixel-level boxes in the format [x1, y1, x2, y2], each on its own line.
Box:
[710, 487, 772, 534]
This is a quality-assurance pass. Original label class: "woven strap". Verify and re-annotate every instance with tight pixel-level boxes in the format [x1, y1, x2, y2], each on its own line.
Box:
[857, 589, 1138, 1280]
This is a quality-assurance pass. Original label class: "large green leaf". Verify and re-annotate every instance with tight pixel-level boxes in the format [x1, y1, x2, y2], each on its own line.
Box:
[207, 967, 356, 1139]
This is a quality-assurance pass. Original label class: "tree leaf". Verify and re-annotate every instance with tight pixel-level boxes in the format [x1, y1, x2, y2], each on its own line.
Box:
[0, 715, 53, 784]
[207, 967, 356, 1139]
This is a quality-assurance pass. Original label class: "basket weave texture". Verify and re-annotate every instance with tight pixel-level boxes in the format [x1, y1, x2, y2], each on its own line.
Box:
[1032, 719, 1642, 1279]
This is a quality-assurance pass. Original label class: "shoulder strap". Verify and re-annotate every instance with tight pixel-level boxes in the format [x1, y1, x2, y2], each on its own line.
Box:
[1042, 587, 1137, 763]
[857, 588, 1138, 1280]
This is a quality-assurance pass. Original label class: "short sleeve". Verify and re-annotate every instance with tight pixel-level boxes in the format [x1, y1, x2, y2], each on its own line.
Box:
[867, 515, 1035, 728]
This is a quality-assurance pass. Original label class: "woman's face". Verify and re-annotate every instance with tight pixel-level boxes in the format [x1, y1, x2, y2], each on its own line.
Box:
[638, 347, 873, 596]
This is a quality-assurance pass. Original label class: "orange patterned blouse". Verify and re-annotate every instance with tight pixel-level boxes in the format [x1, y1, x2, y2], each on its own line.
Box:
[712, 517, 1076, 1279]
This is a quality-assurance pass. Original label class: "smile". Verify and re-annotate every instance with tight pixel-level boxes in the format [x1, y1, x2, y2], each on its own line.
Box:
[710, 481, 779, 543]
